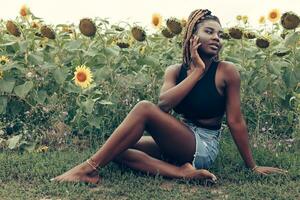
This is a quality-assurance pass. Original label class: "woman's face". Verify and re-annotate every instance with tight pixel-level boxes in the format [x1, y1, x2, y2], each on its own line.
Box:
[193, 20, 223, 57]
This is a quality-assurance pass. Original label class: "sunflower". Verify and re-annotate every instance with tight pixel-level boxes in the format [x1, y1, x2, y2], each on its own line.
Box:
[151, 13, 162, 29]
[40, 25, 56, 39]
[228, 27, 243, 39]
[236, 15, 242, 21]
[116, 41, 130, 49]
[181, 18, 187, 28]
[139, 46, 146, 55]
[0, 56, 9, 65]
[268, 9, 281, 23]
[243, 31, 256, 39]
[36, 145, 49, 153]
[166, 17, 182, 34]
[161, 27, 175, 38]
[6, 20, 21, 37]
[280, 12, 300, 30]
[73, 65, 93, 89]
[79, 18, 97, 37]
[242, 16, 248, 24]
[20, 5, 29, 17]
[256, 36, 270, 49]
[259, 16, 266, 24]
[31, 20, 41, 29]
[131, 26, 146, 42]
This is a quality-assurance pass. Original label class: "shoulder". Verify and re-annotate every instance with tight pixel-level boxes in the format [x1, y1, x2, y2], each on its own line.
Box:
[164, 63, 182, 78]
[218, 61, 241, 84]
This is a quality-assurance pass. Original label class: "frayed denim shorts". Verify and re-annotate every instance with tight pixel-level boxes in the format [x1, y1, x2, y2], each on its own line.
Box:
[182, 119, 221, 169]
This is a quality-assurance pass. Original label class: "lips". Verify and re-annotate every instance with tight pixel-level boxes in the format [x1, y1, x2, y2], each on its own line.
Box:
[208, 43, 220, 50]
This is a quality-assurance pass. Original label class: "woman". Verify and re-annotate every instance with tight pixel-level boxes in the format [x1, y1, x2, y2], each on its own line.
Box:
[52, 9, 287, 184]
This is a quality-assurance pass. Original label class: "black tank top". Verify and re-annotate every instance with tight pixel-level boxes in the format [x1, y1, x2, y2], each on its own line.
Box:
[173, 61, 226, 119]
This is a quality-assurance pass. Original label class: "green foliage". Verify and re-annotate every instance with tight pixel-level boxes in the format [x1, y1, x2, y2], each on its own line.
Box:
[0, 14, 299, 151]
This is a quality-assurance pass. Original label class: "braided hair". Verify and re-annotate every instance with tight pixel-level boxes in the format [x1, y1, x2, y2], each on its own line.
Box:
[182, 9, 221, 66]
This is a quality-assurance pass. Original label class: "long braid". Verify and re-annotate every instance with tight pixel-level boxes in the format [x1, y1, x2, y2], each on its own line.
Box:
[182, 9, 221, 67]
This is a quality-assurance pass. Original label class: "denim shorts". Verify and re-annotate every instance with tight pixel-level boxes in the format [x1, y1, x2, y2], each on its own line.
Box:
[182, 119, 221, 169]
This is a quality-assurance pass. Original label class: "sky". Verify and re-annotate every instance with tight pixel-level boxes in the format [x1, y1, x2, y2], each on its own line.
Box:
[1, 0, 300, 30]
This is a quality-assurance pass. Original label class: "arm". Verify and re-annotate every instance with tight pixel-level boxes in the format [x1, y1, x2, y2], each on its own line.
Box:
[158, 35, 205, 112]
[224, 62, 287, 175]
[224, 63, 256, 169]
[157, 64, 203, 112]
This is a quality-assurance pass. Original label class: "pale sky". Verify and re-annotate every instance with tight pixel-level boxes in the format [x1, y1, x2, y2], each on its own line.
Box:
[1, 0, 300, 30]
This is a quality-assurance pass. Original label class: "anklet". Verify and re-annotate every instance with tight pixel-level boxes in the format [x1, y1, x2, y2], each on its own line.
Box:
[251, 165, 259, 171]
[86, 158, 98, 170]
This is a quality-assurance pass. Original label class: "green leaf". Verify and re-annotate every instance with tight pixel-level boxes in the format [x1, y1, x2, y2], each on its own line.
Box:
[65, 82, 81, 93]
[47, 93, 58, 105]
[87, 115, 101, 128]
[0, 96, 8, 113]
[0, 41, 17, 47]
[28, 52, 44, 65]
[81, 98, 95, 114]
[93, 66, 113, 81]
[14, 81, 34, 99]
[254, 78, 268, 93]
[40, 63, 57, 70]
[18, 41, 29, 54]
[283, 68, 298, 88]
[0, 80, 15, 93]
[285, 32, 300, 48]
[103, 47, 119, 58]
[136, 56, 159, 66]
[21, 142, 36, 153]
[273, 85, 286, 100]
[53, 67, 69, 85]
[65, 40, 83, 50]
[99, 100, 113, 105]
[267, 63, 281, 76]
[35, 90, 47, 104]
[7, 135, 22, 150]
[84, 49, 98, 57]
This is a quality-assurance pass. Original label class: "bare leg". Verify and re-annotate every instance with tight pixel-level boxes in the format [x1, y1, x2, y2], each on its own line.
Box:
[53, 101, 217, 183]
[114, 148, 216, 180]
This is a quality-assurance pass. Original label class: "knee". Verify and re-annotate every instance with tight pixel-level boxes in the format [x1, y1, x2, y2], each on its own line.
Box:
[132, 100, 157, 117]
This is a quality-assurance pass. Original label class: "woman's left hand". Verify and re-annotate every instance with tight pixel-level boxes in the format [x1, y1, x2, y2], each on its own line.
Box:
[252, 166, 288, 175]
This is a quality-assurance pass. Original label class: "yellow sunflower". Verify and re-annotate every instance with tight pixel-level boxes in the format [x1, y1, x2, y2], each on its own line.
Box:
[31, 20, 41, 29]
[268, 9, 281, 23]
[0, 56, 9, 65]
[181, 17, 187, 27]
[236, 15, 242, 21]
[151, 13, 162, 29]
[36, 145, 49, 153]
[73, 65, 93, 89]
[242, 15, 248, 24]
[20, 5, 30, 17]
[259, 16, 266, 24]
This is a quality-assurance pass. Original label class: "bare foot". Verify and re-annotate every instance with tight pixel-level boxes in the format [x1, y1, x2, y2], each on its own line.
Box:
[51, 161, 100, 184]
[180, 163, 217, 182]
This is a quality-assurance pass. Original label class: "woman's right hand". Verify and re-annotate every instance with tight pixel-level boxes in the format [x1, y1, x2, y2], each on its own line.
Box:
[189, 35, 205, 73]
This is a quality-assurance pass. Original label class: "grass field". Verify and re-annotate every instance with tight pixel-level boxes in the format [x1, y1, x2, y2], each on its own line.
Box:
[0, 133, 299, 200]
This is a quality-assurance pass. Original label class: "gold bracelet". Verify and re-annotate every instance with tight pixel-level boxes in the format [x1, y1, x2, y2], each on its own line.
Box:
[251, 165, 259, 171]
[86, 158, 98, 170]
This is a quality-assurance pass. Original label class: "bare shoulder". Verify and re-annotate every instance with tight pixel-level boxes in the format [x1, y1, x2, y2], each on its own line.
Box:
[164, 63, 182, 78]
[219, 61, 241, 83]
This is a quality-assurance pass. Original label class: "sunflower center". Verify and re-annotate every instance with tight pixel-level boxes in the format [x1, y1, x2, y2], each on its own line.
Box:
[270, 12, 277, 19]
[153, 18, 160, 26]
[76, 72, 87, 82]
[0, 61, 6, 65]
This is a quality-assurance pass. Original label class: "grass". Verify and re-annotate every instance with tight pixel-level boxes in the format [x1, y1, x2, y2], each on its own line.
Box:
[0, 133, 299, 200]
